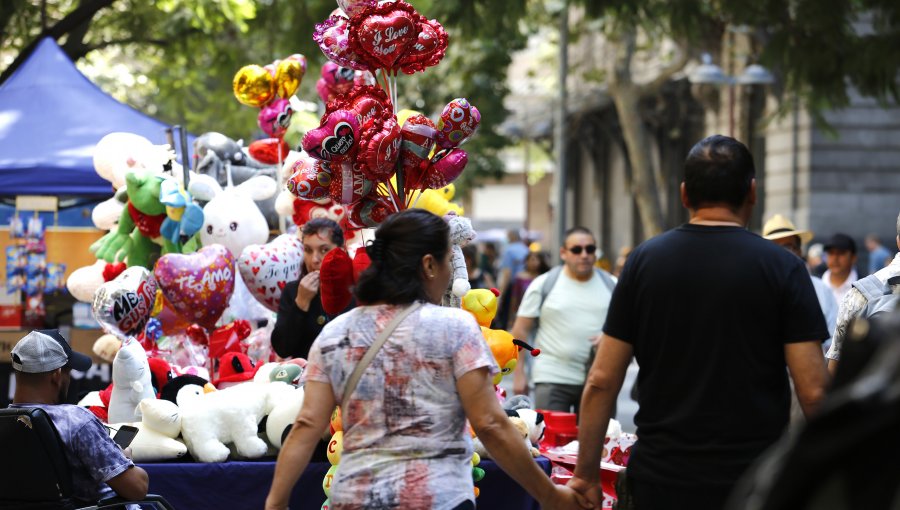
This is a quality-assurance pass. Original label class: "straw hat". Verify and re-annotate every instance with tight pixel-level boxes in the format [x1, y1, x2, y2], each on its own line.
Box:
[762, 214, 813, 244]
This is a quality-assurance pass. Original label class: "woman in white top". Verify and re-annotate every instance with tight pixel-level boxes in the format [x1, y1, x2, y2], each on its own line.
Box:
[266, 209, 589, 510]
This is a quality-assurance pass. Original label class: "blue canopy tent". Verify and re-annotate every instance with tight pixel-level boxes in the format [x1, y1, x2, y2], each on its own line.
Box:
[0, 37, 193, 199]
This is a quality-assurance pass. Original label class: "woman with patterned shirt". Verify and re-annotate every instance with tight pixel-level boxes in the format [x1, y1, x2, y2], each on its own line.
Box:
[266, 209, 589, 510]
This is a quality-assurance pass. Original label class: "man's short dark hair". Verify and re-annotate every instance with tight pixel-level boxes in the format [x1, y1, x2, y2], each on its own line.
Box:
[564, 226, 594, 243]
[301, 218, 344, 247]
[684, 135, 755, 210]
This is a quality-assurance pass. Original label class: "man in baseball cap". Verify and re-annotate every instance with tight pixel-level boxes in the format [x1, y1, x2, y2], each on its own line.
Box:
[11, 329, 92, 374]
[9, 330, 149, 504]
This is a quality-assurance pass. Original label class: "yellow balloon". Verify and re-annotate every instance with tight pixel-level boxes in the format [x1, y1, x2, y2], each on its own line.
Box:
[275, 58, 306, 99]
[396, 109, 422, 128]
[327, 431, 343, 465]
[233, 65, 275, 107]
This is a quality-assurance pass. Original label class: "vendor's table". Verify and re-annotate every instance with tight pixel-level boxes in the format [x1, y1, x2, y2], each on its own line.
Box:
[140, 457, 550, 510]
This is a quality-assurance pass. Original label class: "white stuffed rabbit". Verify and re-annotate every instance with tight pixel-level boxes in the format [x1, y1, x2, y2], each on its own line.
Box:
[443, 212, 477, 307]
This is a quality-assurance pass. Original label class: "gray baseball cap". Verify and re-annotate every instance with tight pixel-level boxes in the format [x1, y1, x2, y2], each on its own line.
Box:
[11, 330, 92, 373]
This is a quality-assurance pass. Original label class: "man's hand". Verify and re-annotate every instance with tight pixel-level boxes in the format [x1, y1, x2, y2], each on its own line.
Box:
[546, 484, 595, 509]
[295, 271, 320, 312]
[568, 475, 602, 508]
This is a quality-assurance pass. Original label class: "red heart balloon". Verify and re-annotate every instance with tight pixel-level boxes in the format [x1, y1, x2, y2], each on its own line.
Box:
[399, 19, 449, 74]
[352, 8, 417, 70]
[249, 138, 290, 165]
[302, 110, 360, 162]
[319, 248, 354, 315]
[347, 195, 393, 228]
[360, 115, 401, 181]
[399, 114, 437, 189]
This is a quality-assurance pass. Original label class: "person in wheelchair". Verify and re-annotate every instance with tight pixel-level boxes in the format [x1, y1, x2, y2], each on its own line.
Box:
[8, 330, 149, 506]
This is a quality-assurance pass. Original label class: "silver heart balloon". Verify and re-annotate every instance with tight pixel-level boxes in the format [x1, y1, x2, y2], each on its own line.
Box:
[92, 266, 158, 339]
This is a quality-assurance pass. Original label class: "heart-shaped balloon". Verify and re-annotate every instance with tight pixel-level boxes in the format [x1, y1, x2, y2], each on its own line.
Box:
[423, 148, 468, 189]
[156, 293, 191, 335]
[238, 234, 303, 311]
[275, 54, 307, 99]
[287, 156, 334, 201]
[330, 163, 375, 204]
[399, 114, 437, 187]
[321, 62, 357, 91]
[153, 245, 235, 331]
[314, 15, 368, 71]
[351, 6, 418, 70]
[302, 110, 360, 162]
[399, 19, 449, 74]
[258, 98, 293, 138]
[329, 85, 390, 129]
[249, 137, 290, 165]
[359, 115, 401, 181]
[337, 0, 373, 17]
[92, 266, 158, 339]
[347, 195, 392, 228]
[435, 98, 481, 149]
[233, 64, 276, 108]
[319, 248, 354, 315]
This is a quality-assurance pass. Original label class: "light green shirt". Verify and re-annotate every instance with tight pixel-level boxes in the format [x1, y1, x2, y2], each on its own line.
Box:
[516, 270, 612, 385]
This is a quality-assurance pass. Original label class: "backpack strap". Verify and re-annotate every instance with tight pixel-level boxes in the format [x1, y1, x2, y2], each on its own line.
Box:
[852, 274, 888, 301]
[594, 268, 616, 292]
[533, 266, 615, 330]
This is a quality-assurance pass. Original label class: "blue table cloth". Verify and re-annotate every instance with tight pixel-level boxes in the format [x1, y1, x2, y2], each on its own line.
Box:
[140, 457, 550, 509]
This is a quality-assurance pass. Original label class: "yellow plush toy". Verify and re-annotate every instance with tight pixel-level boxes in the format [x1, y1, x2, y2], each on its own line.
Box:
[461, 288, 500, 328]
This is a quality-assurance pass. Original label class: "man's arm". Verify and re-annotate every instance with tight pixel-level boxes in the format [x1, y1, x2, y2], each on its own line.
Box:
[568, 334, 633, 506]
[106, 465, 149, 501]
[786, 340, 829, 417]
[511, 316, 536, 395]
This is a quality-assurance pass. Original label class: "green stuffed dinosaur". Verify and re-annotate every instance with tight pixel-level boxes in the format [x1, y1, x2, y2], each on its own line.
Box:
[91, 170, 200, 268]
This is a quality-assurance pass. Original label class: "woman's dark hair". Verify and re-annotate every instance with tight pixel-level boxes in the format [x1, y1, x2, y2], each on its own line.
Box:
[301, 218, 344, 247]
[354, 209, 450, 305]
[527, 250, 551, 275]
[683, 135, 755, 211]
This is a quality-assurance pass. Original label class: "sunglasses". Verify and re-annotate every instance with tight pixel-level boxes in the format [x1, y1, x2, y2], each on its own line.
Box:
[567, 244, 597, 255]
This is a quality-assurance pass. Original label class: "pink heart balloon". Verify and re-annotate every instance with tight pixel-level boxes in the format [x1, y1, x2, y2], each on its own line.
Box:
[257, 98, 293, 138]
[314, 15, 368, 71]
[302, 110, 360, 163]
[238, 234, 303, 311]
[424, 148, 467, 189]
[153, 245, 235, 331]
[360, 116, 401, 181]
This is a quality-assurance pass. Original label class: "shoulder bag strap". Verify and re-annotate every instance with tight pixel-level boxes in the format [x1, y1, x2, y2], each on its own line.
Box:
[342, 301, 423, 408]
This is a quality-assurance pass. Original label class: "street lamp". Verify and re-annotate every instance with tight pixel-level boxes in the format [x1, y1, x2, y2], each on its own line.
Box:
[688, 53, 774, 137]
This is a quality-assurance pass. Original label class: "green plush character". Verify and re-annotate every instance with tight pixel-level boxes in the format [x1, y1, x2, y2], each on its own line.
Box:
[91, 170, 169, 268]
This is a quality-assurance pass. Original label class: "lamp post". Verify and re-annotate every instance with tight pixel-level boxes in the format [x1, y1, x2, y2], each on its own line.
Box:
[688, 53, 774, 138]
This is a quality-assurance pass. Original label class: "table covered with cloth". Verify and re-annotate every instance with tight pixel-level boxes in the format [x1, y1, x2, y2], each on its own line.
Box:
[140, 457, 550, 509]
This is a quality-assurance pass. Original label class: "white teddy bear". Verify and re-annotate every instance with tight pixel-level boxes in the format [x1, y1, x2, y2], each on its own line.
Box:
[443, 212, 477, 308]
[176, 381, 297, 462]
[108, 339, 155, 424]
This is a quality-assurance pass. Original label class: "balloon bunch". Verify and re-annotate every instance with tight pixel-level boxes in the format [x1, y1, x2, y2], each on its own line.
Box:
[233, 52, 308, 169]
[322, 406, 343, 510]
[316, 61, 376, 104]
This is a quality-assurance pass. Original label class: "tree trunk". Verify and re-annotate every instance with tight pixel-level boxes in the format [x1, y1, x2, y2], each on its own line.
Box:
[612, 85, 665, 237]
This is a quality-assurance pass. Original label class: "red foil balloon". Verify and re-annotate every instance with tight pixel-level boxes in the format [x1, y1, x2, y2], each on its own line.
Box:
[399, 114, 437, 188]
[348, 1, 418, 71]
[423, 148, 468, 189]
[359, 114, 401, 181]
[347, 195, 392, 228]
[399, 19, 449, 74]
[249, 138, 290, 165]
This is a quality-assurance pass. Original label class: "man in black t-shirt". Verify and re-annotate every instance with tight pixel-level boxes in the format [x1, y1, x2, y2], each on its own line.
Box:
[568, 135, 830, 510]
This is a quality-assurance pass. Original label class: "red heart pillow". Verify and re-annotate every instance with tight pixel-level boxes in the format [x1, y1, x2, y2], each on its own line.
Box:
[352, 246, 371, 282]
[319, 248, 354, 315]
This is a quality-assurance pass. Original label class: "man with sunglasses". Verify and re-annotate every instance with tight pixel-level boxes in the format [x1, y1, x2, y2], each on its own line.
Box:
[511, 226, 615, 414]
[568, 135, 830, 510]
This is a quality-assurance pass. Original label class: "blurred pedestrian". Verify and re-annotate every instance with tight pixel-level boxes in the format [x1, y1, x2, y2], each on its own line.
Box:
[822, 233, 859, 305]
[865, 234, 892, 275]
